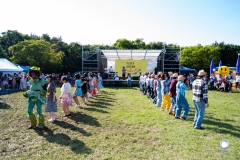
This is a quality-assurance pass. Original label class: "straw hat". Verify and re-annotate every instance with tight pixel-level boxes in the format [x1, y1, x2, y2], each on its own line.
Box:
[172, 73, 178, 78]
[198, 70, 206, 76]
[178, 75, 184, 81]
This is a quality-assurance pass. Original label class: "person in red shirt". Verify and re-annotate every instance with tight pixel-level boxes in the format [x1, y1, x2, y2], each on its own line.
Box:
[169, 73, 178, 116]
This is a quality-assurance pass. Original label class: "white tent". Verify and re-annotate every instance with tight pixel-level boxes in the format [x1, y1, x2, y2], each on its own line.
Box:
[0, 58, 23, 72]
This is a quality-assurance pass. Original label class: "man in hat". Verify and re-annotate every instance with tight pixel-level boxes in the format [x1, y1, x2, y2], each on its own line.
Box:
[23, 66, 47, 130]
[168, 73, 178, 116]
[192, 70, 209, 130]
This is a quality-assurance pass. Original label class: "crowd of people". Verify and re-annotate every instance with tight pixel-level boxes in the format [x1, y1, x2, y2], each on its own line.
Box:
[139, 70, 209, 130]
[21, 66, 104, 130]
[45, 72, 104, 123]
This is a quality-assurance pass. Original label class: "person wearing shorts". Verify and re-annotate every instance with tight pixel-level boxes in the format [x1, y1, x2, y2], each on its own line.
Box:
[73, 74, 82, 108]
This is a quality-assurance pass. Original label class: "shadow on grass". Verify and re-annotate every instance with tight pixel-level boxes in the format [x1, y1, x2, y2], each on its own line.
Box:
[35, 128, 92, 154]
[84, 107, 109, 113]
[69, 111, 101, 127]
[0, 98, 11, 109]
[204, 115, 240, 138]
[54, 120, 92, 136]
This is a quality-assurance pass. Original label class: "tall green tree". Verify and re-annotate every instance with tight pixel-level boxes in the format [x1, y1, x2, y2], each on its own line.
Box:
[180, 45, 221, 70]
[9, 39, 63, 73]
[113, 38, 134, 49]
[0, 30, 24, 57]
[0, 46, 7, 58]
[213, 42, 240, 66]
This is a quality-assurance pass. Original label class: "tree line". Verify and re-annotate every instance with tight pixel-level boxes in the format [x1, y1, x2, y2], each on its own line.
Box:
[0, 30, 240, 73]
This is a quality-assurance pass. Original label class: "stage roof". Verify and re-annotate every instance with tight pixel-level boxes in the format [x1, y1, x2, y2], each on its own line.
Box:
[101, 49, 164, 60]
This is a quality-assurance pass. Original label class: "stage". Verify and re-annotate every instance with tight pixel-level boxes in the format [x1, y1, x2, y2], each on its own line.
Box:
[102, 79, 139, 87]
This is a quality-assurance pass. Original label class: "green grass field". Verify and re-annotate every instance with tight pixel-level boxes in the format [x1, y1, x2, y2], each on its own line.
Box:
[0, 87, 239, 160]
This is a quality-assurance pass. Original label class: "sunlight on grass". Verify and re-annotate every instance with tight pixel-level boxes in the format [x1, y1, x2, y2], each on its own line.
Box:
[0, 87, 239, 159]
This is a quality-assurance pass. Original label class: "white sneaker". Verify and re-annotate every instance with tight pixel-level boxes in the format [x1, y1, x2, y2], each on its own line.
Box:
[48, 117, 55, 122]
[75, 105, 80, 108]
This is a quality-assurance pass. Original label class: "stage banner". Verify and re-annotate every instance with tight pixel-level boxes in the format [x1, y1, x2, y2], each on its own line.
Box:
[115, 60, 147, 77]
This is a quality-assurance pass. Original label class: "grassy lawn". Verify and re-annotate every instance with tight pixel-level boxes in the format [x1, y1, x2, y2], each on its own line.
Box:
[0, 87, 239, 160]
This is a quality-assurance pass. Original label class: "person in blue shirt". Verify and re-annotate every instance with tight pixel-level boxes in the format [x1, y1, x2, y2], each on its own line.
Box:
[175, 75, 190, 120]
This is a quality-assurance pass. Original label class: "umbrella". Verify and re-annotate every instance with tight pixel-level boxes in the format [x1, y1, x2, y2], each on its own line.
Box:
[210, 59, 215, 75]
[219, 60, 223, 67]
[236, 58, 240, 73]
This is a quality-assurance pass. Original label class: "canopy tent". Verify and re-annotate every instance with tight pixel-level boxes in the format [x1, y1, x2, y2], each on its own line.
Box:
[180, 66, 197, 73]
[16, 64, 29, 72]
[0, 58, 23, 72]
[101, 49, 164, 60]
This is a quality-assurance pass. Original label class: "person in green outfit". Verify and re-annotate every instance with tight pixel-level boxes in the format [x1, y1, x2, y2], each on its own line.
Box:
[23, 66, 47, 130]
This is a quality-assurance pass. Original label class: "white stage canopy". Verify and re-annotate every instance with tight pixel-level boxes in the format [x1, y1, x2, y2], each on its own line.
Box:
[101, 50, 163, 72]
[101, 49, 164, 60]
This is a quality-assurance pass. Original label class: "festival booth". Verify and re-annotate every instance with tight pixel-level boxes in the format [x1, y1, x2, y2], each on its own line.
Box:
[16, 64, 29, 73]
[179, 66, 197, 74]
[0, 58, 23, 92]
[0, 58, 23, 75]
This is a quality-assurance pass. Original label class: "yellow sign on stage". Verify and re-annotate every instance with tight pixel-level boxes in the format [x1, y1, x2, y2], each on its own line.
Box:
[115, 60, 147, 77]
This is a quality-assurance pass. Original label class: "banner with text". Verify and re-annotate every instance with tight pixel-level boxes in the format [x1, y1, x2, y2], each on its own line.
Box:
[115, 60, 147, 77]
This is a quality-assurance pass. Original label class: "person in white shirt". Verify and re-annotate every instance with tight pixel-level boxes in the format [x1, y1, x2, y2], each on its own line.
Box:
[139, 73, 144, 91]
[114, 73, 120, 87]
[143, 73, 148, 95]
[127, 73, 132, 87]
[59, 76, 72, 116]
[108, 66, 114, 73]
[236, 73, 240, 89]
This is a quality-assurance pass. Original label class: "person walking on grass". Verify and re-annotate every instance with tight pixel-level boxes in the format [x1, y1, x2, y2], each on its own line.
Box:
[175, 75, 190, 120]
[45, 75, 57, 122]
[59, 76, 72, 117]
[168, 73, 178, 116]
[72, 74, 82, 108]
[192, 70, 209, 130]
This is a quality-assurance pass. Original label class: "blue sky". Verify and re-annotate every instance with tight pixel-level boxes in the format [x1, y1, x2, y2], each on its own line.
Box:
[1, 0, 239, 46]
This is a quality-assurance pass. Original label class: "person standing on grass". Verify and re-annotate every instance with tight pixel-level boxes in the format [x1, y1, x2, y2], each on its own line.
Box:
[175, 75, 190, 120]
[81, 75, 89, 104]
[152, 75, 158, 104]
[59, 76, 72, 117]
[45, 75, 57, 122]
[236, 72, 240, 89]
[98, 73, 104, 92]
[192, 70, 209, 130]
[127, 73, 132, 87]
[139, 73, 144, 91]
[72, 74, 82, 108]
[168, 73, 178, 116]
[160, 72, 172, 111]
[156, 72, 163, 107]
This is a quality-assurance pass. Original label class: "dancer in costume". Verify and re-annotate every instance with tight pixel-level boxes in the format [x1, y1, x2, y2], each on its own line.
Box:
[23, 66, 47, 130]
